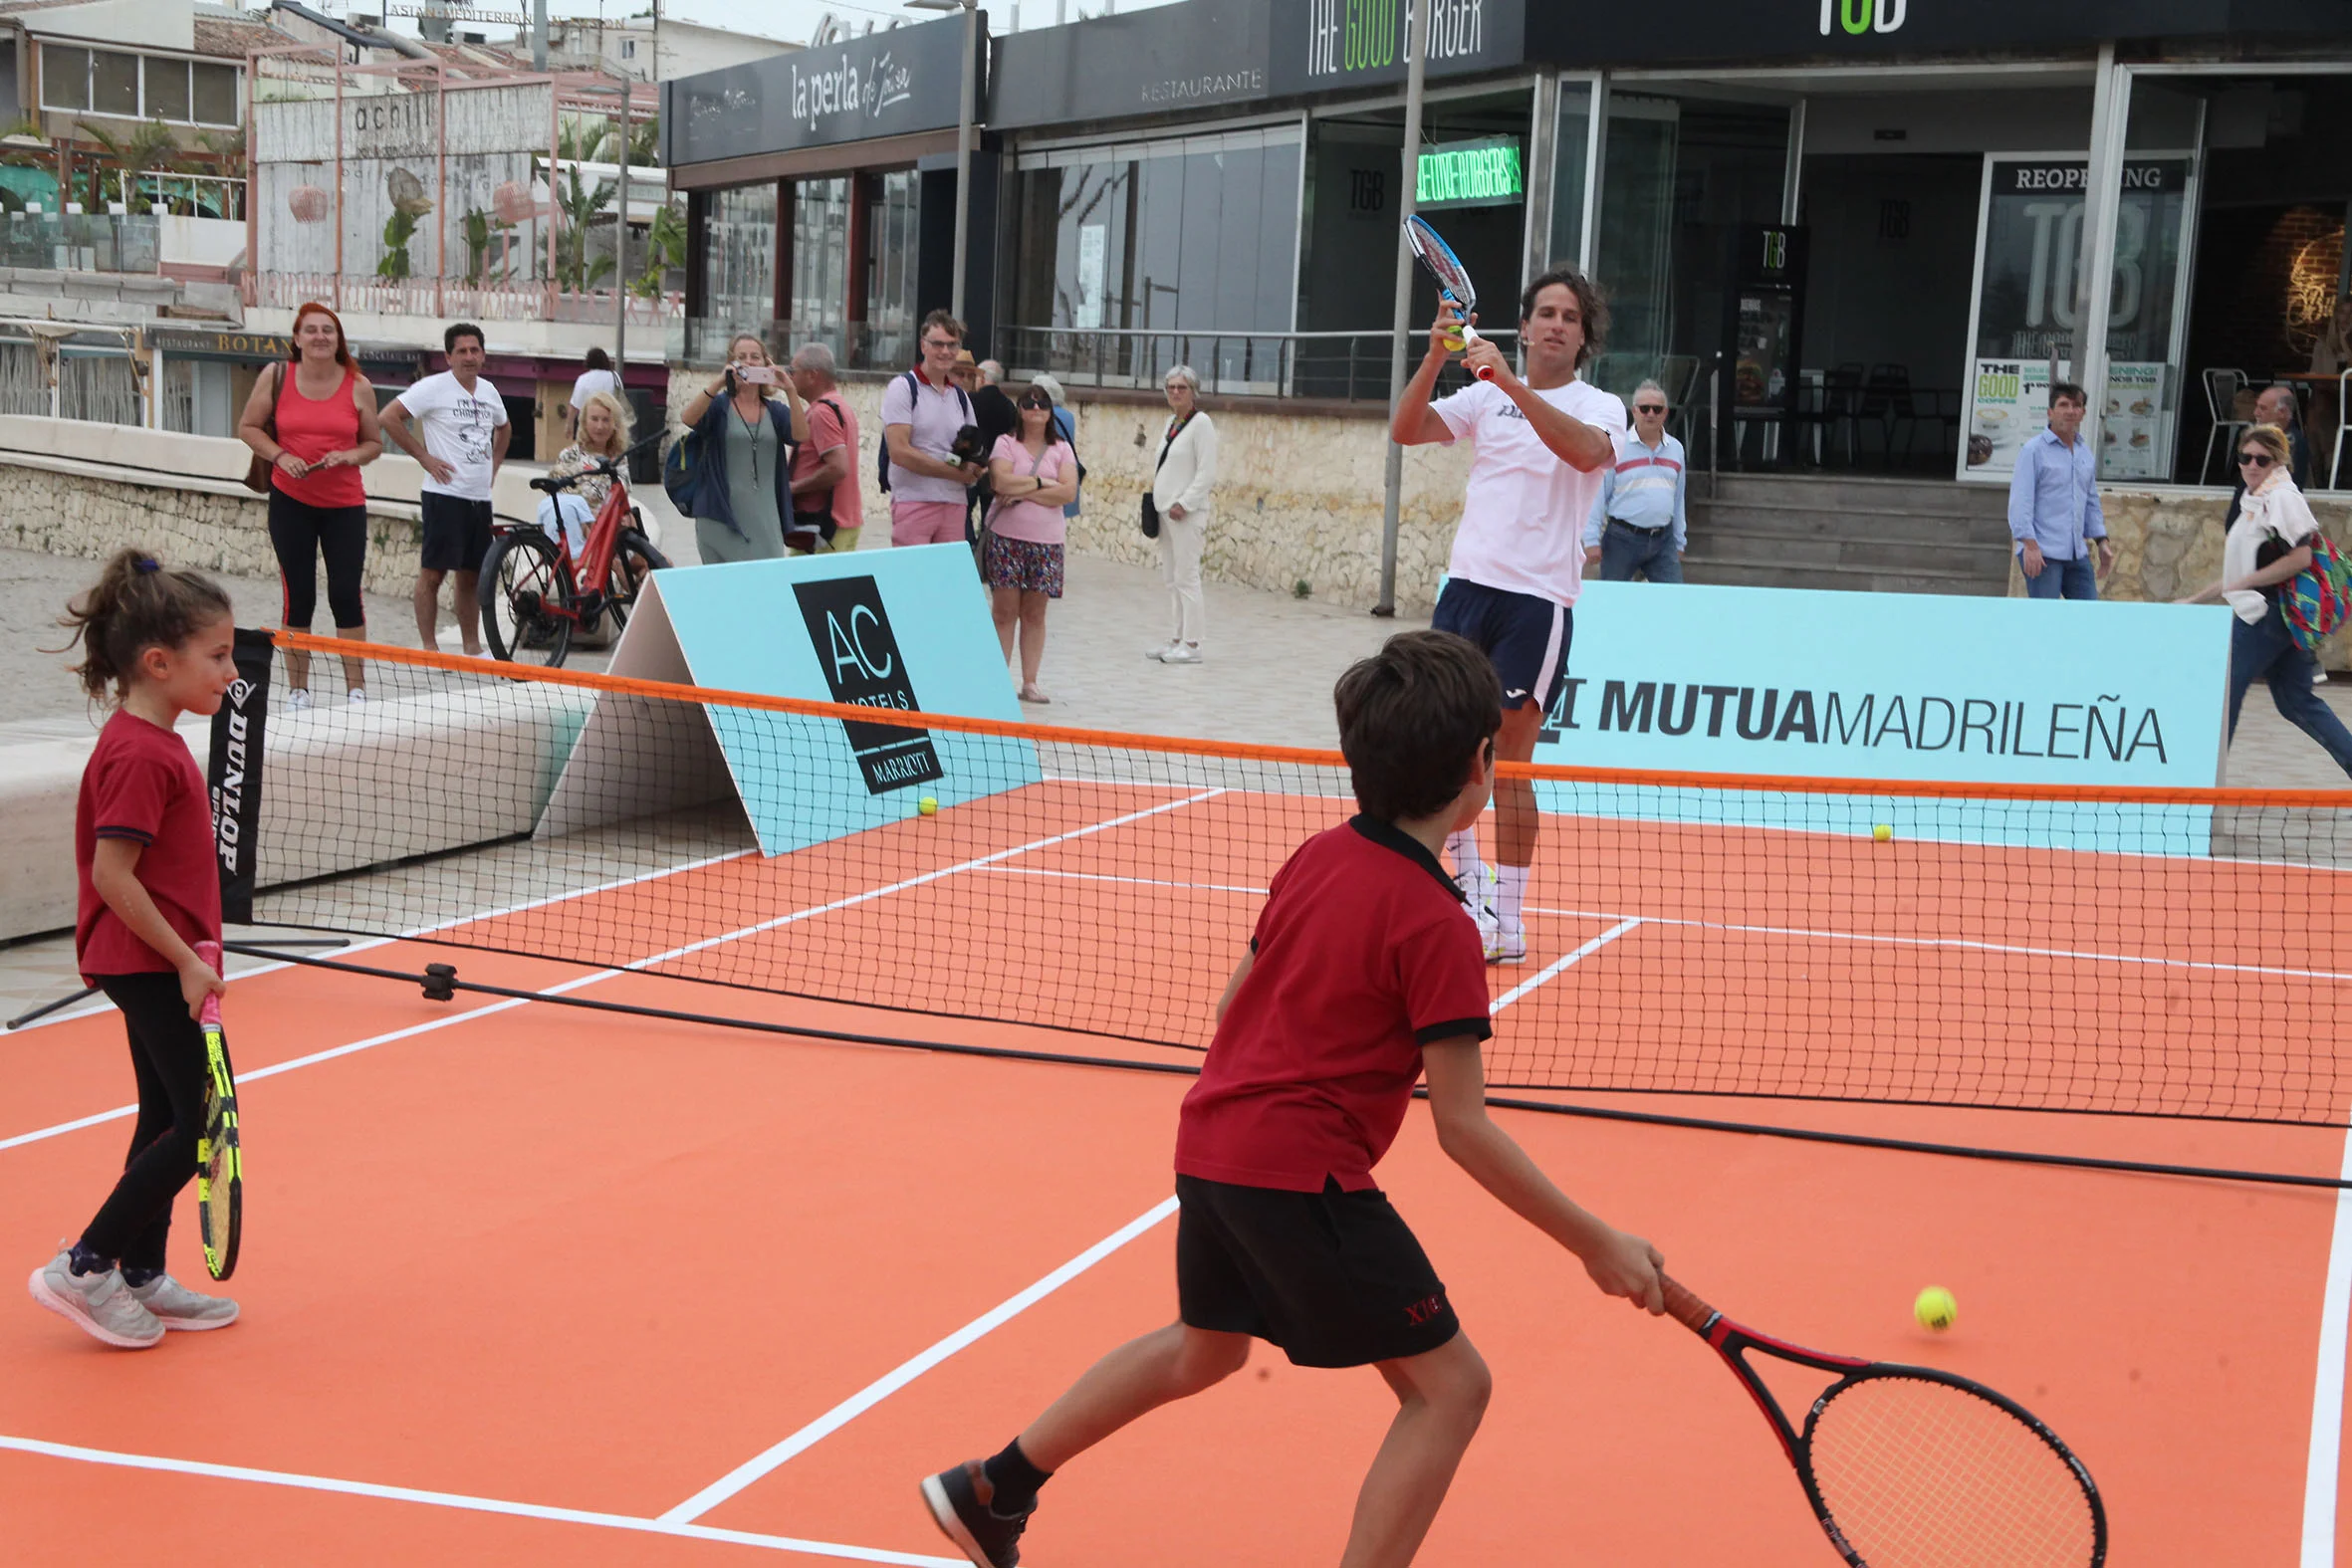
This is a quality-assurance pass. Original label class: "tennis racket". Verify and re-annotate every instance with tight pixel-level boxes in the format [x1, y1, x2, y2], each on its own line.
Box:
[193, 941, 241, 1282]
[1402, 215, 1496, 381]
[1662, 1276, 2104, 1567]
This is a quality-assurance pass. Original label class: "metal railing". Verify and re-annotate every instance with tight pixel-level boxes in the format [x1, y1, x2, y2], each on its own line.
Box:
[248, 272, 684, 325]
[0, 211, 160, 274]
[1001, 326, 1522, 403]
[105, 171, 247, 221]
[670, 316, 920, 373]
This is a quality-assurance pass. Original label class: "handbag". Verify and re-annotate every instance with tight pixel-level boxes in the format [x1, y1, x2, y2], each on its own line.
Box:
[1140, 412, 1191, 540]
[241, 363, 284, 495]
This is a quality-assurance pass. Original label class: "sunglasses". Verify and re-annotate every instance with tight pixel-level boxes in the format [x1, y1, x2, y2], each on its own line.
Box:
[2239, 452, 2276, 469]
[1019, 397, 1052, 410]
[1634, 403, 1667, 414]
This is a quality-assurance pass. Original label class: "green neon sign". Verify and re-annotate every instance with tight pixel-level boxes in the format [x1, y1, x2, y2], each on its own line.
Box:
[1416, 137, 1524, 210]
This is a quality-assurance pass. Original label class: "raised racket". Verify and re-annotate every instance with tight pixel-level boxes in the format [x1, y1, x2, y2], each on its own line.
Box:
[1402, 214, 1496, 381]
[1662, 1275, 2104, 1567]
[193, 940, 241, 1281]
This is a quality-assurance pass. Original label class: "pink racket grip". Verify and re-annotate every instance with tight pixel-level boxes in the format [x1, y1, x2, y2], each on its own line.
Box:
[195, 940, 223, 1026]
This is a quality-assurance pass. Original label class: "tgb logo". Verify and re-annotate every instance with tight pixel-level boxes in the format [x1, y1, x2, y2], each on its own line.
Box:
[1821, 0, 1906, 34]
[793, 574, 945, 795]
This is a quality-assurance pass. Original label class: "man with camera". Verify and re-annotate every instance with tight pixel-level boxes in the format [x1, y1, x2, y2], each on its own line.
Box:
[883, 310, 987, 549]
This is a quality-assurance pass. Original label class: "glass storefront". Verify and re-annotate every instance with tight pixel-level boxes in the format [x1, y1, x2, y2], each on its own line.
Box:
[1009, 124, 1301, 389]
[866, 169, 921, 370]
[791, 176, 851, 354]
[689, 170, 923, 370]
[703, 182, 778, 344]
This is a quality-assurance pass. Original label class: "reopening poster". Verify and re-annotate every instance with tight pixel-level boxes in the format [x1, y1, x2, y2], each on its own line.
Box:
[1960, 155, 2193, 484]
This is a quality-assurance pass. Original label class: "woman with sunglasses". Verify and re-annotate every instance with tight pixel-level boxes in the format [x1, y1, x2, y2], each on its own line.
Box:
[2178, 422, 2352, 778]
[983, 386, 1079, 703]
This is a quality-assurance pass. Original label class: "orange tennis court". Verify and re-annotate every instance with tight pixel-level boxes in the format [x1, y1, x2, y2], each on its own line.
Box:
[8, 747, 2352, 1566]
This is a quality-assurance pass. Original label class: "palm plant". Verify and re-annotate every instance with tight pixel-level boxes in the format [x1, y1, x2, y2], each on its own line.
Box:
[75, 118, 180, 213]
[553, 162, 615, 294]
[632, 198, 684, 299]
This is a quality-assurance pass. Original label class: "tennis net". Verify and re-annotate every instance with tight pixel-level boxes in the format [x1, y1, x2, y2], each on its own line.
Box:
[238, 631, 2352, 1128]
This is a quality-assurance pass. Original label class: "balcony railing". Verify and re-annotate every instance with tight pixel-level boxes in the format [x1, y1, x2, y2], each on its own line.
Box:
[1001, 326, 1523, 402]
[247, 272, 684, 325]
[0, 212, 160, 274]
[670, 316, 920, 373]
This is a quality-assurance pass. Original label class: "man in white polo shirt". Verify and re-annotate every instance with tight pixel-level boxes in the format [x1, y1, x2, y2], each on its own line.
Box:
[1390, 268, 1627, 964]
[881, 309, 983, 548]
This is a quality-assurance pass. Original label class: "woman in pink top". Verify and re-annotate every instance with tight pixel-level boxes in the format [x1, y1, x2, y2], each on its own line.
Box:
[236, 302, 381, 706]
[983, 386, 1078, 704]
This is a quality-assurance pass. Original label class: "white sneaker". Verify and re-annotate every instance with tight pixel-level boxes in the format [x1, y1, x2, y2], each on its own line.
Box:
[346, 687, 367, 705]
[1146, 642, 1179, 662]
[285, 687, 314, 712]
[28, 1248, 163, 1348]
[128, 1271, 239, 1331]
[1485, 922, 1528, 967]
[1458, 865, 1501, 950]
[1160, 643, 1202, 665]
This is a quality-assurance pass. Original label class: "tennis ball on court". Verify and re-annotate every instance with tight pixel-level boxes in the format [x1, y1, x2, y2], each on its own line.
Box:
[1873, 823, 1894, 842]
[1914, 1286, 1958, 1332]
[917, 795, 939, 816]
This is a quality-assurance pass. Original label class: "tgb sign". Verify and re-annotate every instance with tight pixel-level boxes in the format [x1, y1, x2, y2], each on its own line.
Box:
[1821, 0, 1907, 34]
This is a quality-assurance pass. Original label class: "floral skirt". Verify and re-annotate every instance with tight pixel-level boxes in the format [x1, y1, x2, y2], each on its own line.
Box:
[983, 533, 1065, 597]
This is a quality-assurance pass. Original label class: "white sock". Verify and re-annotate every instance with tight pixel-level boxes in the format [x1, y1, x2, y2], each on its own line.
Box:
[1445, 830, 1484, 885]
[1497, 864, 1529, 932]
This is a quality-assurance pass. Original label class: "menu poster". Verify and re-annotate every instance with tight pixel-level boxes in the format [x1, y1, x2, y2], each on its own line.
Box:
[2101, 361, 2166, 480]
[1966, 358, 2057, 475]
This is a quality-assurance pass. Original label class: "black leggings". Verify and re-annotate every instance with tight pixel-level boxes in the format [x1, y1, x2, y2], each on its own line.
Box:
[269, 488, 368, 631]
[79, 972, 213, 1273]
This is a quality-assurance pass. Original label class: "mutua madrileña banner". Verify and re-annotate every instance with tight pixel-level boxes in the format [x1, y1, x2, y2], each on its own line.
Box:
[1531, 581, 2234, 853]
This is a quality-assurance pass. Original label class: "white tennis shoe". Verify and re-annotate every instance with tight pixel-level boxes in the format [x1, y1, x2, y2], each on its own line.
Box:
[129, 1272, 240, 1330]
[28, 1248, 163, 1348]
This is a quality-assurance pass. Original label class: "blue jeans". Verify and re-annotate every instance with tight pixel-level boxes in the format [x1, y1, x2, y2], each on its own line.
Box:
[2021, 552, 2098, 600]
[2229, 606, 2352, 779]
[1599, 521, 1683, 583]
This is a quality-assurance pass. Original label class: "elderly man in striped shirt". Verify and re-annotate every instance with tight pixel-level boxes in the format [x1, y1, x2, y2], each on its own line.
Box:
[1581, 379, 1687, 583]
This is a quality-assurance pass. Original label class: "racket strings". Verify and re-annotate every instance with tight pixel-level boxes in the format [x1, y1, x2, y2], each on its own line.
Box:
[1807, 1374, 2096, 1568]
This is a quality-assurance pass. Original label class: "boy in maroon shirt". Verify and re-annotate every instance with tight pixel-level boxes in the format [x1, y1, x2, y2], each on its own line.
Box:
[922, 630, 1667, 1568]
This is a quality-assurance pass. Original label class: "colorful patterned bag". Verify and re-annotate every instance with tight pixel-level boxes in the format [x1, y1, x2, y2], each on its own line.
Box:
[2280, 529, 2352, 652]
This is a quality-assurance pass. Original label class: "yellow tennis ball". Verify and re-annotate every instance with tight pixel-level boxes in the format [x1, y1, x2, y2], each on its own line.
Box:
[1915, 1286, 1957, 1332]
[1873, 823, 1894, 842]
[917, 796, 939, 816]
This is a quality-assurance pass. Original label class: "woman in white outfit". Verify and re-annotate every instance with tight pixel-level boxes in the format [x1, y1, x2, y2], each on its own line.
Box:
[1147, 365, 1218, 663]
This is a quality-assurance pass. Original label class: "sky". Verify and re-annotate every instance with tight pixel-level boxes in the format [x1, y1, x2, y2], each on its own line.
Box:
[608, 0, 1180, 47]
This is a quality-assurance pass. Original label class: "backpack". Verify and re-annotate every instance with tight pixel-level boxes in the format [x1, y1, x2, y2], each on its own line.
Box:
[2281, 529, 2352, 652]
[661, 425, 700, 518]
[875, 370, 972, 496]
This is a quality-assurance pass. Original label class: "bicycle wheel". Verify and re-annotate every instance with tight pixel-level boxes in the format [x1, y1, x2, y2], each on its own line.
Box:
[479, 529, 575, 666]
[603, 525, 670, 635]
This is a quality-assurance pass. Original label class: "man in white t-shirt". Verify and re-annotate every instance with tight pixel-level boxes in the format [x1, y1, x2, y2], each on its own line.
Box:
[380, 322, 511, 657]
[1391, 268, 1628, 964]
[564, 346, 618, 441]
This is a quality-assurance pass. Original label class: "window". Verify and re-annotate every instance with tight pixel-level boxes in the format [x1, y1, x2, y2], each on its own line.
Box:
[703, 181, 778, 343]
[143, 57, 189, 122]
[191, 63, 235, 126]
[41, 46, 91, 112]
[621, 39, 637, 58]
[91, 50, 137, 117]
[791, 176, 849, 352]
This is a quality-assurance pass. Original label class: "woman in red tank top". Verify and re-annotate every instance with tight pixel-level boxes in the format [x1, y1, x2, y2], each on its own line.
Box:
[237, 303, 382, 706]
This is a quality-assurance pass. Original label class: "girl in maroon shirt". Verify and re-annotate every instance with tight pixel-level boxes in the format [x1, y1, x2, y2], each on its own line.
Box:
[237, 301, 381, 709]
[30, 550, 244, 1349]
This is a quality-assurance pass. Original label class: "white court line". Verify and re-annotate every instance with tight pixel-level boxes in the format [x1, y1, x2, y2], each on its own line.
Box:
[662, 1197, 1182, 1526]
[0, 1434, 959, 1565]
[2, 792, 1225, 1154]
[2304, 1125, 2352, 1567]
[1529, 904, 2352, 986]
[1491, 920, 1642, 1014]
[980, 864, 1273, 897]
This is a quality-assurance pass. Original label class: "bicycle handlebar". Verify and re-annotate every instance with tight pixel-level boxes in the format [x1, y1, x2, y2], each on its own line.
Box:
[530, 428, 667, 494]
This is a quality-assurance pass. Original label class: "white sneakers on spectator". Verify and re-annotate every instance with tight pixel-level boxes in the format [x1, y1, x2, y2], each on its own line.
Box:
[347, 687, 367, 705]
[27, 1247, 163, 1349]
[1158, 643, 1203, 665]
[286, 687, 315, 712]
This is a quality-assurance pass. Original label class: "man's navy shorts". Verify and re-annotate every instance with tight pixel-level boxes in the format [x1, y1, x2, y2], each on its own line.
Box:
[1432, 577, 1572, 711]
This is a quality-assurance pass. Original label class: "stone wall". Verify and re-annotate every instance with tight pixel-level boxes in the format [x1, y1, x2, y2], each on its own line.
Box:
[2009, 485, 2352, 669]
[666, 368, 1472, 609]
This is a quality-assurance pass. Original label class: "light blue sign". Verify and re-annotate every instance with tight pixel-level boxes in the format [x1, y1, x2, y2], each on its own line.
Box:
[654, 546, 1039, 854]
[1531, 582, 2234, 852]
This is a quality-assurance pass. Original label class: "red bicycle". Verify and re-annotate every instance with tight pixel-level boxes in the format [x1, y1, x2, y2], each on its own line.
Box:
[479, 430, 671, 666]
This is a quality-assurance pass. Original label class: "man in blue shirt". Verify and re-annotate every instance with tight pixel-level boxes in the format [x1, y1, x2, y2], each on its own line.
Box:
[2007, 381, 2113, 600]
[1581, 380, 1687, 583]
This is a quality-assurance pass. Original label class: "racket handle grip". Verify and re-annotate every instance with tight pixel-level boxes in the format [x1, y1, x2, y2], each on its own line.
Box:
[1659, 1274, 1717, 1336]
[194, 941, 223, 1026]
[1461, 324, 1497, 382]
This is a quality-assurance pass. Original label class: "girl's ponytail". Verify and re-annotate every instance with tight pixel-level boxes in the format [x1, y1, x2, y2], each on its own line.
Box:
[59, 548, 233, 702]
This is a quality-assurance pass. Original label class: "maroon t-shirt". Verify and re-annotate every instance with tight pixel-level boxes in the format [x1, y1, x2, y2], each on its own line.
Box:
[76, 708, 221, 983]
[1175, 816, 1494, 1194]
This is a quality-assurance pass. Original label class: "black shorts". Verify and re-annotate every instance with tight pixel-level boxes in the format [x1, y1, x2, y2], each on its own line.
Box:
[1433, 577, 1571, 711]
[419, 492, 494, 572]
[1175, 1174, 1459, 1368]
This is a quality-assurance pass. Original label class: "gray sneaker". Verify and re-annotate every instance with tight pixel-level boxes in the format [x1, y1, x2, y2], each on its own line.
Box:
[128, 1272, 240, 1331]
[28, 1249, 164, 1348]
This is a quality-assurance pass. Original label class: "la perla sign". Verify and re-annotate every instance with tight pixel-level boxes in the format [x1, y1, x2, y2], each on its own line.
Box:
[790, 48, 915, 134]
[1820, 0, 1906, 34]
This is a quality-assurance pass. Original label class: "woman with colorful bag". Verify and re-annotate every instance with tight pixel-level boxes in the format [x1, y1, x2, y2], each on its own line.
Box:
[2178, 422, 2352, 778]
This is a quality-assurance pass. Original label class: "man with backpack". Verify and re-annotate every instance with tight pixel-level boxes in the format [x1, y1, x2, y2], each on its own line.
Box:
[789, 342, 862, 553]
[882, 310, 985, 548]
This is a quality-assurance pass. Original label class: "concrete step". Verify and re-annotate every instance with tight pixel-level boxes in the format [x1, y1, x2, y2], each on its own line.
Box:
[1677, 531, 2007, 570]
[1688, 509, 2016, 550]
[1680, 554, 2009, 596]
[1701, 474, 2009, 517]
